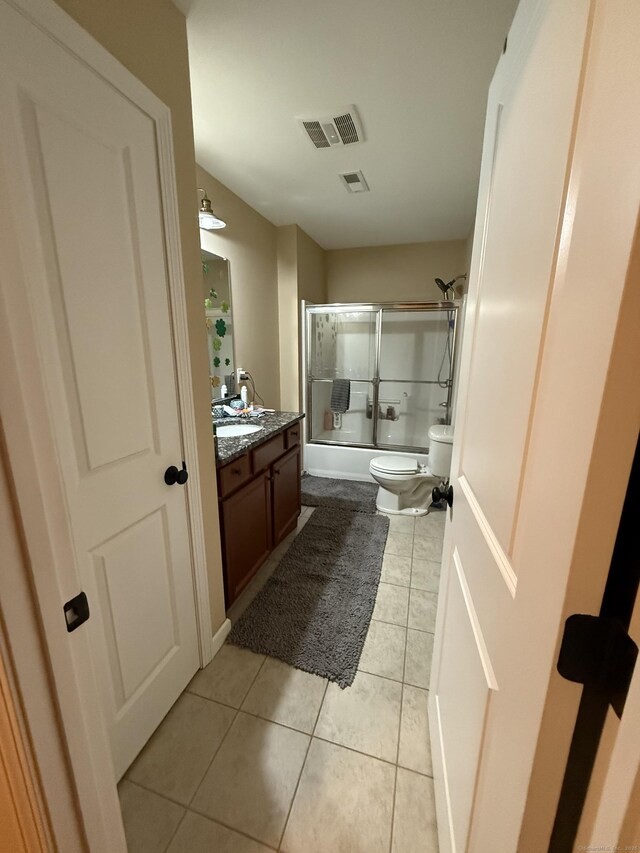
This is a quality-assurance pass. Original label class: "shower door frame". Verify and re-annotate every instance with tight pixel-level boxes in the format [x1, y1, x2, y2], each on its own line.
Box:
[302, 300, 460, 454]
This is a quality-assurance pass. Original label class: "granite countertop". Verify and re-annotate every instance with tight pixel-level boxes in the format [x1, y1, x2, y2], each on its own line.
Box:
[214, 411, 304, 466]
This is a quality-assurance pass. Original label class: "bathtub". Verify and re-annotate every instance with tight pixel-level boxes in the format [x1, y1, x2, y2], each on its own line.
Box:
[303, 442, 429, 482]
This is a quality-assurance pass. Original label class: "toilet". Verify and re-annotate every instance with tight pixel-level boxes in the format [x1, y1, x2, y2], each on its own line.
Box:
[369, 424, 454, 516]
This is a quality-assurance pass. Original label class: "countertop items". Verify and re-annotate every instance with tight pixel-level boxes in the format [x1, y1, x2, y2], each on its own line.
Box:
[214, 411, 304, 466]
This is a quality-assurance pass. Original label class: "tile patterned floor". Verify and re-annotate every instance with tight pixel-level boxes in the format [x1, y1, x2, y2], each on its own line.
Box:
[119, 505, 445, 852]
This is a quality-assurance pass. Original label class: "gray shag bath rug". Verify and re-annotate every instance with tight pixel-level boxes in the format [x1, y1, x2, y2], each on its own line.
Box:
[301, 473, 378, 514]
[228, 506, 389, 687]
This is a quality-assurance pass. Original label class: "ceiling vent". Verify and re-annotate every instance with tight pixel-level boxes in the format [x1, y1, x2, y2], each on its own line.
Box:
[339, 170, 370, 193]
[297, 105, 364, 149]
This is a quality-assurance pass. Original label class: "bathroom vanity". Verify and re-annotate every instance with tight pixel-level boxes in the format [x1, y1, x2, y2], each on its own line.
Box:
[215, 412, 304, 606]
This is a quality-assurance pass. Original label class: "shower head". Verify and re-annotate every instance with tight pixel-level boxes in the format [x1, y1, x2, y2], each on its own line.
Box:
[434, 274, 467, 298]
[435, 278, 450, 297]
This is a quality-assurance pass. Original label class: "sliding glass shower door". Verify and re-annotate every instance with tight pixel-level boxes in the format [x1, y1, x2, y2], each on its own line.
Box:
[376, 309, 454, 449]
[307, 308, 377, 445]
[305, 303, 458, 452]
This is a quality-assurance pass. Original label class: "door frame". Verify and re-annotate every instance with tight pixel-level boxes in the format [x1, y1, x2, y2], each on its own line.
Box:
[0, 0, 213, 848]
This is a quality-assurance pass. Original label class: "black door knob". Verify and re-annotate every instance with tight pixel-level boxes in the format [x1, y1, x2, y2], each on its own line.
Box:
[432, 484, 454, 508]
[164, 461, 189, 486]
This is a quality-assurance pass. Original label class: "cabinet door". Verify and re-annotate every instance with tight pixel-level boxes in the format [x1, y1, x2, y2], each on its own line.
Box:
[221, 471, 272, 606]
[272, 446, 301, 546]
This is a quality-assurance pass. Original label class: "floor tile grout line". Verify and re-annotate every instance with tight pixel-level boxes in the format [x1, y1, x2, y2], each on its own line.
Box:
[389, 765, 399, 853]
[277, 679, 330, 852]
[185, 652, 268, 811]
[184, 803, 279, 851]
[161, 805, 187, 853]
[389, 603, 409, 853]
[123, 777, 188, 813]
[371, 614, 410, 631]
[357, 666, 404, 685]
[188, 665, 419, 728]
[126, 755, 436, 823]
[226, 700, 325, 738]
[407, 625, 436, 636]
[311, 732, 401, 771]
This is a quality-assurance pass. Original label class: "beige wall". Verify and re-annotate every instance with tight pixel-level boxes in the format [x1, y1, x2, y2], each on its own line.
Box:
[277, 225, 299, 412]
[54, 0, 226, 631]
[197, 165, 281, 409]
[326, 240, 467, 303]
[297, 227, 326, 304]
[277, 225, 326, 412]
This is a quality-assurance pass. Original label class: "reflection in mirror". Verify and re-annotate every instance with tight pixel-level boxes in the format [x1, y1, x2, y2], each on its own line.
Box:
[202, 250, 234, 400]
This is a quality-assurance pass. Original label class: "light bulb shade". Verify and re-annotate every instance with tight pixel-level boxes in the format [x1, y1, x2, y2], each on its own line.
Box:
[198, 188, 226, 230]
[199, 210, 226, 230]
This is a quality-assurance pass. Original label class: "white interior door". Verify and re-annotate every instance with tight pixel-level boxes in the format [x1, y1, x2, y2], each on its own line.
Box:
[0, 1, 200, 779]
[428, 0, 640, 850]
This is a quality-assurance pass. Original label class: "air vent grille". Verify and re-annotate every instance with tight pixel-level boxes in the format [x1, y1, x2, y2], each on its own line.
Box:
[339, 170, 370, 193]
[334, 113, 359, 145]
[302, 121, 330, 149]
[297, 105, 364, 149]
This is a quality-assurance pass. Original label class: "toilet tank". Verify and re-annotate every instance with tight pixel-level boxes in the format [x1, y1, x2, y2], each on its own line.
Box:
[428, 425, 454, 479]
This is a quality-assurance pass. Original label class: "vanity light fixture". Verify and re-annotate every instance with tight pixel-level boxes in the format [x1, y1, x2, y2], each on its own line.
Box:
[198, 188, 226, 230]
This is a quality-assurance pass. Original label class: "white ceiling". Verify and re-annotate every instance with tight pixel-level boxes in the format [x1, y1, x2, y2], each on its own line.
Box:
[177, 0, 519, 250]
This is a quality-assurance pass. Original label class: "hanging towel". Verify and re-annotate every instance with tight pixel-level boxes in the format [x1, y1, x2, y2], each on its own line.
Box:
[330, 379, 351, 413]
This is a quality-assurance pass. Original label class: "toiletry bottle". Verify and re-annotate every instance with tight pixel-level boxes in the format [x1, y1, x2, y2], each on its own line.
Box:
[240, 385, 248, 406]
[220, 383, 227, 399]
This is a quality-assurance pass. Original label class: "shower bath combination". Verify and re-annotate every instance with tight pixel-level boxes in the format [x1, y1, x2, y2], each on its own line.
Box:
[302, 299, 463, 484]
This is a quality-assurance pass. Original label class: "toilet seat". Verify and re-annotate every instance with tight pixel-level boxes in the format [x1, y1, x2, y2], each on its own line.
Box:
[370, 456, 420, 475]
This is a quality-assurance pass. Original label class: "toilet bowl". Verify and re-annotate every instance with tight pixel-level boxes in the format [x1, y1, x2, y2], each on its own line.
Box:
[369, 425, 454, 516]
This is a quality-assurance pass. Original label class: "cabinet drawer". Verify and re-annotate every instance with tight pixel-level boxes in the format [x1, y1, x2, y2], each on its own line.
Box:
[285, 422, 301, 449]
[252, 432, 285, 472]
[219, 453, 252, 498]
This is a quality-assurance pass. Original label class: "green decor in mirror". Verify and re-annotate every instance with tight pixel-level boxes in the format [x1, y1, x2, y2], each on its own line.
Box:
[201, 249, 235, 400]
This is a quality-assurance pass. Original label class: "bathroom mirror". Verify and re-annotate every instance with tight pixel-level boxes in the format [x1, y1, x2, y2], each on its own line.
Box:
[202, 249, 235, 400]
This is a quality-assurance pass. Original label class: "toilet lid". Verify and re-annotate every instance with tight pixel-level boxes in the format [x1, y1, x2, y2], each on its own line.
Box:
[370, 455, 419, 474]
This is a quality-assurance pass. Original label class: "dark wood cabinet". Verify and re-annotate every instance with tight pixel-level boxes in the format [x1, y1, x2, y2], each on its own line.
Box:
[220, 469, 272, 605]
[272, 446, 301, 546]
[217, 427, 302, 607]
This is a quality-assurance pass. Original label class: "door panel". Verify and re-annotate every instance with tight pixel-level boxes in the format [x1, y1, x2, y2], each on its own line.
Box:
[436, 550, 496, 853]
[0, 6, 199, 779]
[31, 101, 158, 471]
[429, 0, 594, 850]
[460, 1, 590, 553]
[92, 508, 178, 705]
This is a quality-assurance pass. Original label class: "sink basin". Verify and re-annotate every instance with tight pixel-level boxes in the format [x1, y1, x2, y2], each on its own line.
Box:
[216, 423, 263, 438]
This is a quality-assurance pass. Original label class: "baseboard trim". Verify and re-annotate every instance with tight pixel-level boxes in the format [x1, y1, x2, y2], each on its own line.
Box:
[211, 618, 231, 659]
